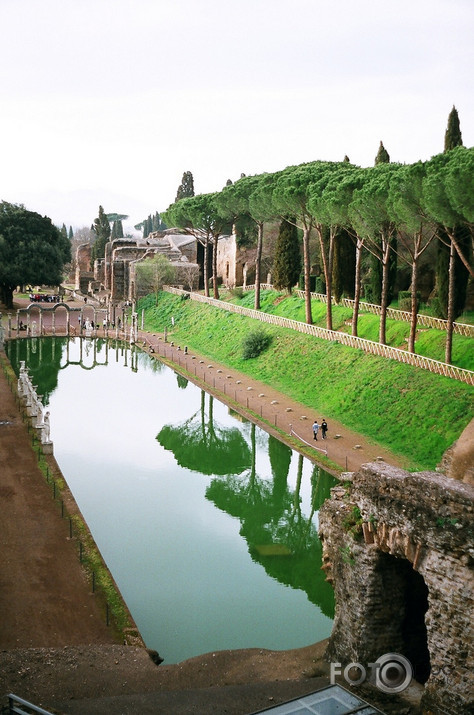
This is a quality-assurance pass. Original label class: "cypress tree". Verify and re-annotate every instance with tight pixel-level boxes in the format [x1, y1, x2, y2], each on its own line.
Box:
[332, 227, 356, 301]
[272, 217, 301, 293]
[436, 107, 468, 328]
[91, 206, 111, 260]
[444, 106, 463, 151]
[369, 141, 397, 306]
[68, 226, 74, 240]
[175, 171, 195, 202]
[375, 141, 390, 165]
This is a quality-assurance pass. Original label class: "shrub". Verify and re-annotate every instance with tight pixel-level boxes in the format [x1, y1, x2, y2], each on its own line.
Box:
[430, 296, 447, 319]
[315, 276, 326, 294]
[398, 290, 420, 312]
[298, 274, 317, 291]
[242, 329, 272, 359]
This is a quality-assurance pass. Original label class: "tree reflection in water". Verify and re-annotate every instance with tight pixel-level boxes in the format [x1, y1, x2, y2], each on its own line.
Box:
[206, 427, 337, 618]
[156, 390, 252, 475]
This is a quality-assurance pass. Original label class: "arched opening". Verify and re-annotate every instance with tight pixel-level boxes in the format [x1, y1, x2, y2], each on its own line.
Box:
[196, 242, 213, 290]
[376, 553, 431, 684]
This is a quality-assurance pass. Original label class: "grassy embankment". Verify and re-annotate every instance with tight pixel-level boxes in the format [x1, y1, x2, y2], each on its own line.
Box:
[137, 290, 474, 472]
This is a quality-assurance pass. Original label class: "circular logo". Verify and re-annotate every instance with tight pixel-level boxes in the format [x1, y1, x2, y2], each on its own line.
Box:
[374, 653, 413, 693]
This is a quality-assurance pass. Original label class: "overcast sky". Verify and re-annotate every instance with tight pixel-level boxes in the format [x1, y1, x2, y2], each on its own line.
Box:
[1, 0, 472, 230]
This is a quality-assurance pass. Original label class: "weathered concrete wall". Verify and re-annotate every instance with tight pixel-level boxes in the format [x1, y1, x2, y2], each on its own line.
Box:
[319, 462, 473, 714]
[106, 239, 137, 292]
[217, 235, 258, 288]
[75, 244, 92, 290]
[217, 234, 238, 288]
[94, 258, 105, 285]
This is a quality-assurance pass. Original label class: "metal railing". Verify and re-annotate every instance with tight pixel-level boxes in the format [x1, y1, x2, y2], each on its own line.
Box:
[7, 694, 54, 715]
[164, 287, 474, 386]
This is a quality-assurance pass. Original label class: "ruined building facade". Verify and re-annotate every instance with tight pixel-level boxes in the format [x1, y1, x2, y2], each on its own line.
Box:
[74, 230, 255, 302]
[319, 462, 473, 714]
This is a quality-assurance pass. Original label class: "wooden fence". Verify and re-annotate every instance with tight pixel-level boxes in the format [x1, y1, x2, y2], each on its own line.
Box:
[164, 287, 474, 386]
[243, 285, 474, 337]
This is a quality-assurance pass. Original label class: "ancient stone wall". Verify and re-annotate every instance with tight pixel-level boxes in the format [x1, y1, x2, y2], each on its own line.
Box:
[319, 462, 473, 714]
[75, 244, 92, 290]
[94, 258, 105, 285]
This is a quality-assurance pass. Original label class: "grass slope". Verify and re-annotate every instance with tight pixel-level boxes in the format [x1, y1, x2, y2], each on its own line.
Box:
[138, 292, 474, 471]
[228, 290, 474, 370]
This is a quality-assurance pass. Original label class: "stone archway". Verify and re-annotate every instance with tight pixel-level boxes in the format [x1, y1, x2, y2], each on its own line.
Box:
[319, 462, 473, 714]
[375, 553, 430, 684]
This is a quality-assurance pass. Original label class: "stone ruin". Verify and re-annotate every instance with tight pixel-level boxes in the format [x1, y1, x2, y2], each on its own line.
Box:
[75, 234, 201, 303]
[318, 462, 473, 714]
[17, 361, 53, 454]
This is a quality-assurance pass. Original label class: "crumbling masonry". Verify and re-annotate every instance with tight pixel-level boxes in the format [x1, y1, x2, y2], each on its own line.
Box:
[319, 462, 473, 714]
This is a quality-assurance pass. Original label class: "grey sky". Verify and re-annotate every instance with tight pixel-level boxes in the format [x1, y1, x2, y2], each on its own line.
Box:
[1, 0, 472, 228]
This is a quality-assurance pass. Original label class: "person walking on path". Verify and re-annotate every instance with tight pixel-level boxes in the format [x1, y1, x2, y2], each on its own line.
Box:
[312, 420, 319, 440]
[321, 419, 328, 439]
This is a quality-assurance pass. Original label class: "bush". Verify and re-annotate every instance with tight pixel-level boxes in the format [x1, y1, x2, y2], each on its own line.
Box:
[231, 286, 244, 299]
[315, 277, 326, 294]
[298, 274, 317, 291]
[430, 297, 447, 319]
[242, 329, 272, 359]
[398, 291, 420, 312]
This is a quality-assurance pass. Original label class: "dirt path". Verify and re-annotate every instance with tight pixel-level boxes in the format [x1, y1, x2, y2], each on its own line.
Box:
[0, 357, 120, 649]
[138, 330, 407, 474]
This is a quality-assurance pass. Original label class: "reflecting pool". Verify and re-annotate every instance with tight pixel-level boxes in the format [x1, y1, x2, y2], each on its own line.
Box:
[7, 337, 337, 664]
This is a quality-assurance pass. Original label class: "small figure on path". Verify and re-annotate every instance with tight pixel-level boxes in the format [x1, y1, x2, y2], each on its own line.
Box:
[312, 420, 319, 441]
[321, 419, 328, 439]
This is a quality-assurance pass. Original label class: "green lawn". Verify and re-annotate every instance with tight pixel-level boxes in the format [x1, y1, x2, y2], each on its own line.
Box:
[138, 291, 474, 472]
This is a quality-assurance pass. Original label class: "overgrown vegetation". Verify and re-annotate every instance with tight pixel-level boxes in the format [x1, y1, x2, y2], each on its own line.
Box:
[138, 291, 474, 471]
[342, 505, 364, 541]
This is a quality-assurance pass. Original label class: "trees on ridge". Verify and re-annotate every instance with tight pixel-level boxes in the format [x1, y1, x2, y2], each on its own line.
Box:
[156, 111, 471, 365]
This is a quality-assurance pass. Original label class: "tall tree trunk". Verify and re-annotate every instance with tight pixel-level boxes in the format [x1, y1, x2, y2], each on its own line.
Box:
[254, 221, 263, 310]
[408, 255, 419, 353]
[378, 236, 391, 345]
[325, 230, 336, 331]
[448, 226, 474, 278]
[212, 235, 219, 299]
[445, 239, 455, 364]
[203, 239, 209, 297]
[302, 226, 313, 325]
[351, 238, 363, 337]
[317, 226, 333, 331]
[1, 285, 14, 309]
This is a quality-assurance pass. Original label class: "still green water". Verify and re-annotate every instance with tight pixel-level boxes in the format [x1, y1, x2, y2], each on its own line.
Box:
[7, 337, 336, 664]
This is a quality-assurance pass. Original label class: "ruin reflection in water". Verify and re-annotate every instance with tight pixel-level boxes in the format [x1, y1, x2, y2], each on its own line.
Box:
[7, 337, 336, 664]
